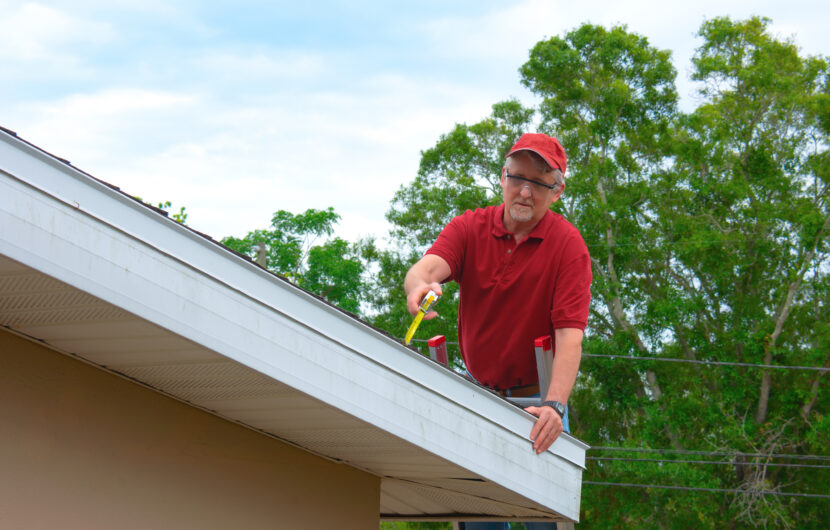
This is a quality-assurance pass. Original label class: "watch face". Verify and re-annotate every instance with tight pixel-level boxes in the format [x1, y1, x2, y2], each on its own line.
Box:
[544, 401, 565, 417]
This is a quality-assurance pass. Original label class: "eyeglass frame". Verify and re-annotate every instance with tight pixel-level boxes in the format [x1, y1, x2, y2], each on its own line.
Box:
[504, 172, 560, 192]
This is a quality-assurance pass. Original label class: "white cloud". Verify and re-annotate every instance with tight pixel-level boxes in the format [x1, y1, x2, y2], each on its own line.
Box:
[49, 88, 196, 114]
[193, 48, 329, 84]
[78, 71, 499, 241]
[419, 0, 558, 62]
[0, 2, 115, 60]
[13, 88, 200, 169]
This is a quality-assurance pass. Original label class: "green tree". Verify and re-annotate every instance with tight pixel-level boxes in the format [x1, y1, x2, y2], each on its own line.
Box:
[223, 207, 340, 280]
[646, 16, 829, 527]
[304, 237, 365, 314]
[222, 207, 369, 315]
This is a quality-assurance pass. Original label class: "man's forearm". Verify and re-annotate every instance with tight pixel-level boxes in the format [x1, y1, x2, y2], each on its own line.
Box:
[545, 328, 584, 403]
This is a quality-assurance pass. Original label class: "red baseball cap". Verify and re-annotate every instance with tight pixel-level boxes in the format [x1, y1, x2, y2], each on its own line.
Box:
[505, 133, 567, 175]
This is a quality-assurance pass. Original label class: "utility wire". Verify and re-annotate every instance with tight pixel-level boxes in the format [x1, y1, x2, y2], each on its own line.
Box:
[590, 446, 830, 462]
[405, 338, 829, 372]
[582, 353, 829, 372]
[587, 456, 830, 469]
[582, 481, 830, 499]
[580, 236, 823, 249]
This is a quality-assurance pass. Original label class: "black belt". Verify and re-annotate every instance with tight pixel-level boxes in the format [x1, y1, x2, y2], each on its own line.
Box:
[494, 382, 540, 398]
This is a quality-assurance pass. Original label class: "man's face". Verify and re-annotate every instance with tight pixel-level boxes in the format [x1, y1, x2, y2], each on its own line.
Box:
[500, 152, 563, 227]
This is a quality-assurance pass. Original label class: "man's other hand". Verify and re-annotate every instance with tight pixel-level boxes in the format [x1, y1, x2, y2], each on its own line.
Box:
[524, 404, 564, 454]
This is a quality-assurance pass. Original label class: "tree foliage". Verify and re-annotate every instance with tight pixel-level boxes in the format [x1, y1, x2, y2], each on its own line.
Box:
[221, 207, 369, 314]
[156, 200, 189, 224]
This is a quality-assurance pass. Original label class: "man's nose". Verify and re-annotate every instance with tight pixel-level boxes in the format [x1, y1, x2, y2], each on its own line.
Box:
[520, 185, 533, 198]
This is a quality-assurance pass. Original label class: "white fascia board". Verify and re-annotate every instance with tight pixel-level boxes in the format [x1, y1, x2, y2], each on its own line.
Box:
[0, 131, 587, 518]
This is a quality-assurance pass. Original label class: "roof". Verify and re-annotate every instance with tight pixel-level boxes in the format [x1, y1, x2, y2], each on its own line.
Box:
[0, 127, 587, 522]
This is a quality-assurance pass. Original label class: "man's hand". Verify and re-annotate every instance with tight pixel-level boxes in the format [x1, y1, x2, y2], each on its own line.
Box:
[524, 404, 564, 454]
[524, 328, 582, 454]
[404, 254, 450, 319]
[406, 282, 443, 319]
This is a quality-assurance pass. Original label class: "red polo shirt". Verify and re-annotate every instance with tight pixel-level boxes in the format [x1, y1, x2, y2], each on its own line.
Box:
[426, 204, 591, 389]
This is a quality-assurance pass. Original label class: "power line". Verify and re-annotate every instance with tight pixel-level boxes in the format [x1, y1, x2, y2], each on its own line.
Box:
[581, 236, 825, 250]
[582, 481, 830, 499]
[582, 353, 829, 372]
[587, 456, 830, 469]
[581, 236, 757, 248]
[590, 446, 830, 462]
[405, 338, 829, 372]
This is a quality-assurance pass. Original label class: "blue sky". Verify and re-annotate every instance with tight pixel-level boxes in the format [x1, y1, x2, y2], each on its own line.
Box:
[3, 0, 828, 243]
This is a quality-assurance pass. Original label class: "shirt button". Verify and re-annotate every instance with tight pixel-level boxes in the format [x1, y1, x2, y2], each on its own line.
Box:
[507, 249, 511, 253]
[506, 235, 511, 239]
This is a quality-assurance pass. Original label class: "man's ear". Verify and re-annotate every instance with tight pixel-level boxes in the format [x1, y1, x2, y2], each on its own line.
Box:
[552, 182, 565, 202]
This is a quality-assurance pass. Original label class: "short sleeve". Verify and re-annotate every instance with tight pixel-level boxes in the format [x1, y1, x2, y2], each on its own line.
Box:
[424, 212, 470, 283]
[551, 235, 592, 330]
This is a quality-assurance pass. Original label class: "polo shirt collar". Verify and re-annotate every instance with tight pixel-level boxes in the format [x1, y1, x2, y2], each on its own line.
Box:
[491, 203, 553, 240]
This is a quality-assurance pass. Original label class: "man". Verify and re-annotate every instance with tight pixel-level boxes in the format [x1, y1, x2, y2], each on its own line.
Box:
[404, 133, 592, 457]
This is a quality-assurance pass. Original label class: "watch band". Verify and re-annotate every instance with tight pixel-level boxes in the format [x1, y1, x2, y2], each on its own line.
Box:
[541, 400, 566, 418]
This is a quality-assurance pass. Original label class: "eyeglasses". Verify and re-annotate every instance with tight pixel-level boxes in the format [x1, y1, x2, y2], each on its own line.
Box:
[505, 173, 558, 193]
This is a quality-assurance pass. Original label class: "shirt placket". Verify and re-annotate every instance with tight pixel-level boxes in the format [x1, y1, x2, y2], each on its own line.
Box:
[502, 234, 517, 278]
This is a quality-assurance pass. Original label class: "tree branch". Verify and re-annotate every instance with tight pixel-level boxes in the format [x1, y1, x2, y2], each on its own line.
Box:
[756, 212, 830, 423]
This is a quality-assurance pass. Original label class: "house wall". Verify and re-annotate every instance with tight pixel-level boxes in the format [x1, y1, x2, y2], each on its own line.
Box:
[0, 329, 380, 529]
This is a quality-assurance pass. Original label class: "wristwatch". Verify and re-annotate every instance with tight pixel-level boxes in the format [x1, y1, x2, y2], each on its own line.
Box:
[542, 400, 566, 419]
